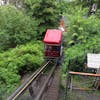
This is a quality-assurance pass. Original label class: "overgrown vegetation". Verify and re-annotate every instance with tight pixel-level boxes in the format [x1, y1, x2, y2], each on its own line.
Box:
[60, 1, 100, 99]
[0, 0, 100, 99]
[62, 0, 100, 78]
[63, 35, 100, 73]
[0, 0, 61, 98]
[0, 6, 37, 51]
[66, 10, 100, 46]
[0, 41, 44, 98]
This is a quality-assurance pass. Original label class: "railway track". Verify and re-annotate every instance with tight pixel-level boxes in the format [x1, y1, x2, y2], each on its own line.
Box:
[42, 67, 61, 100]
[7, 61, 50, 100]
[7, 60, 61, 100]
[7, 15, 65, 100]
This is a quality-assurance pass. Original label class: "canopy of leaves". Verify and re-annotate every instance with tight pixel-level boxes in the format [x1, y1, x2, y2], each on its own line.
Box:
[62, 1, 100, 79]
[0, 5, 37, 51]
[25, 0, 60, 35]
[62, 34, 100, 77]
[64, 4, 100, 45]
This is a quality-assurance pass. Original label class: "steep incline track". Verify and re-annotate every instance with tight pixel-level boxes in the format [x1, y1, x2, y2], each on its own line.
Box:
[42, 67, 61, 100]
[7, 61, 50, 100]
[8, 61, 62, 100]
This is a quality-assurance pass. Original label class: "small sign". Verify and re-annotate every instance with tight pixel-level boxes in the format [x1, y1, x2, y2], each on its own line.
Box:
[87, 53, 100, 69]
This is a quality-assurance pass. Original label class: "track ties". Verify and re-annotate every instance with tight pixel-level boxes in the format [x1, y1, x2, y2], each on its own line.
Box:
[43, 67, 61, 100]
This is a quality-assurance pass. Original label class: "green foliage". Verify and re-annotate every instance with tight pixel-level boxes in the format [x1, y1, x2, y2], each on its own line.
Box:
[0, 6, 37, 51]
[25, 0, 60, 35]
[65, 6, 100, 45]
[0, 41, 44, 98]
[96, 9, 100, 18]
[62, 1, 100, 79]
[57, 0, 68, 14]
[63, 34, 100, 74]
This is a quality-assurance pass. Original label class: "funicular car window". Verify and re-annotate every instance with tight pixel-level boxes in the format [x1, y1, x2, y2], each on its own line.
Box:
[46, 45, 60, 51]
[46, 45, 52, 50]
[52, 46, 59, 51]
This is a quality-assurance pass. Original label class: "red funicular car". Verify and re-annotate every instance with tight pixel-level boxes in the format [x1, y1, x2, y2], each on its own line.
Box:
[43, 29, 63, 58]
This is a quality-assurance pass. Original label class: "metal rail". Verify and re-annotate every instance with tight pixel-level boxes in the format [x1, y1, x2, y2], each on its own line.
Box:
[7, 61, 50, 100]
[35, 61, 57, 100]
[69, 71, 100, 77]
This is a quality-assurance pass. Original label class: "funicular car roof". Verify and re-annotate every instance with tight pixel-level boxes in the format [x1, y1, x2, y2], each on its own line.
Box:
[43, 29, 62, 45]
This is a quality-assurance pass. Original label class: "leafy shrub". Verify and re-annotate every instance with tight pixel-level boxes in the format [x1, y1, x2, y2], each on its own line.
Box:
[63, 34, 100, 75]
[66, 13, 100, 45]
[0, 41, 44, 98]
[63, 2, 100, 45]
[0, 6, 37, 51]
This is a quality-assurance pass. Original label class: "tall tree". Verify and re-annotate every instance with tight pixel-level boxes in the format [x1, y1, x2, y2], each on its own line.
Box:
[25, 0, 60, 36]
[0, 6, 37, 50]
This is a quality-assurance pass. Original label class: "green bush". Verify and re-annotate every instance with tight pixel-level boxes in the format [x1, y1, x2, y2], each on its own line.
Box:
[0, 41, 44, 98]
[66, 13, 100, 45]
[0, 6, 37, 51]
[63, 2, 100, 46]
[63, 34, 100, 75]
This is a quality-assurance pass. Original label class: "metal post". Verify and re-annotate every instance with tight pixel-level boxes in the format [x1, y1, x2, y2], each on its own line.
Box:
[29, 86, 35, 98]
[66, 71, 71, 100]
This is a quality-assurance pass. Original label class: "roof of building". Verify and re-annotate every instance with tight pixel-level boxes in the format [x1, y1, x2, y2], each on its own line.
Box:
[43, 29, 62, 45]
